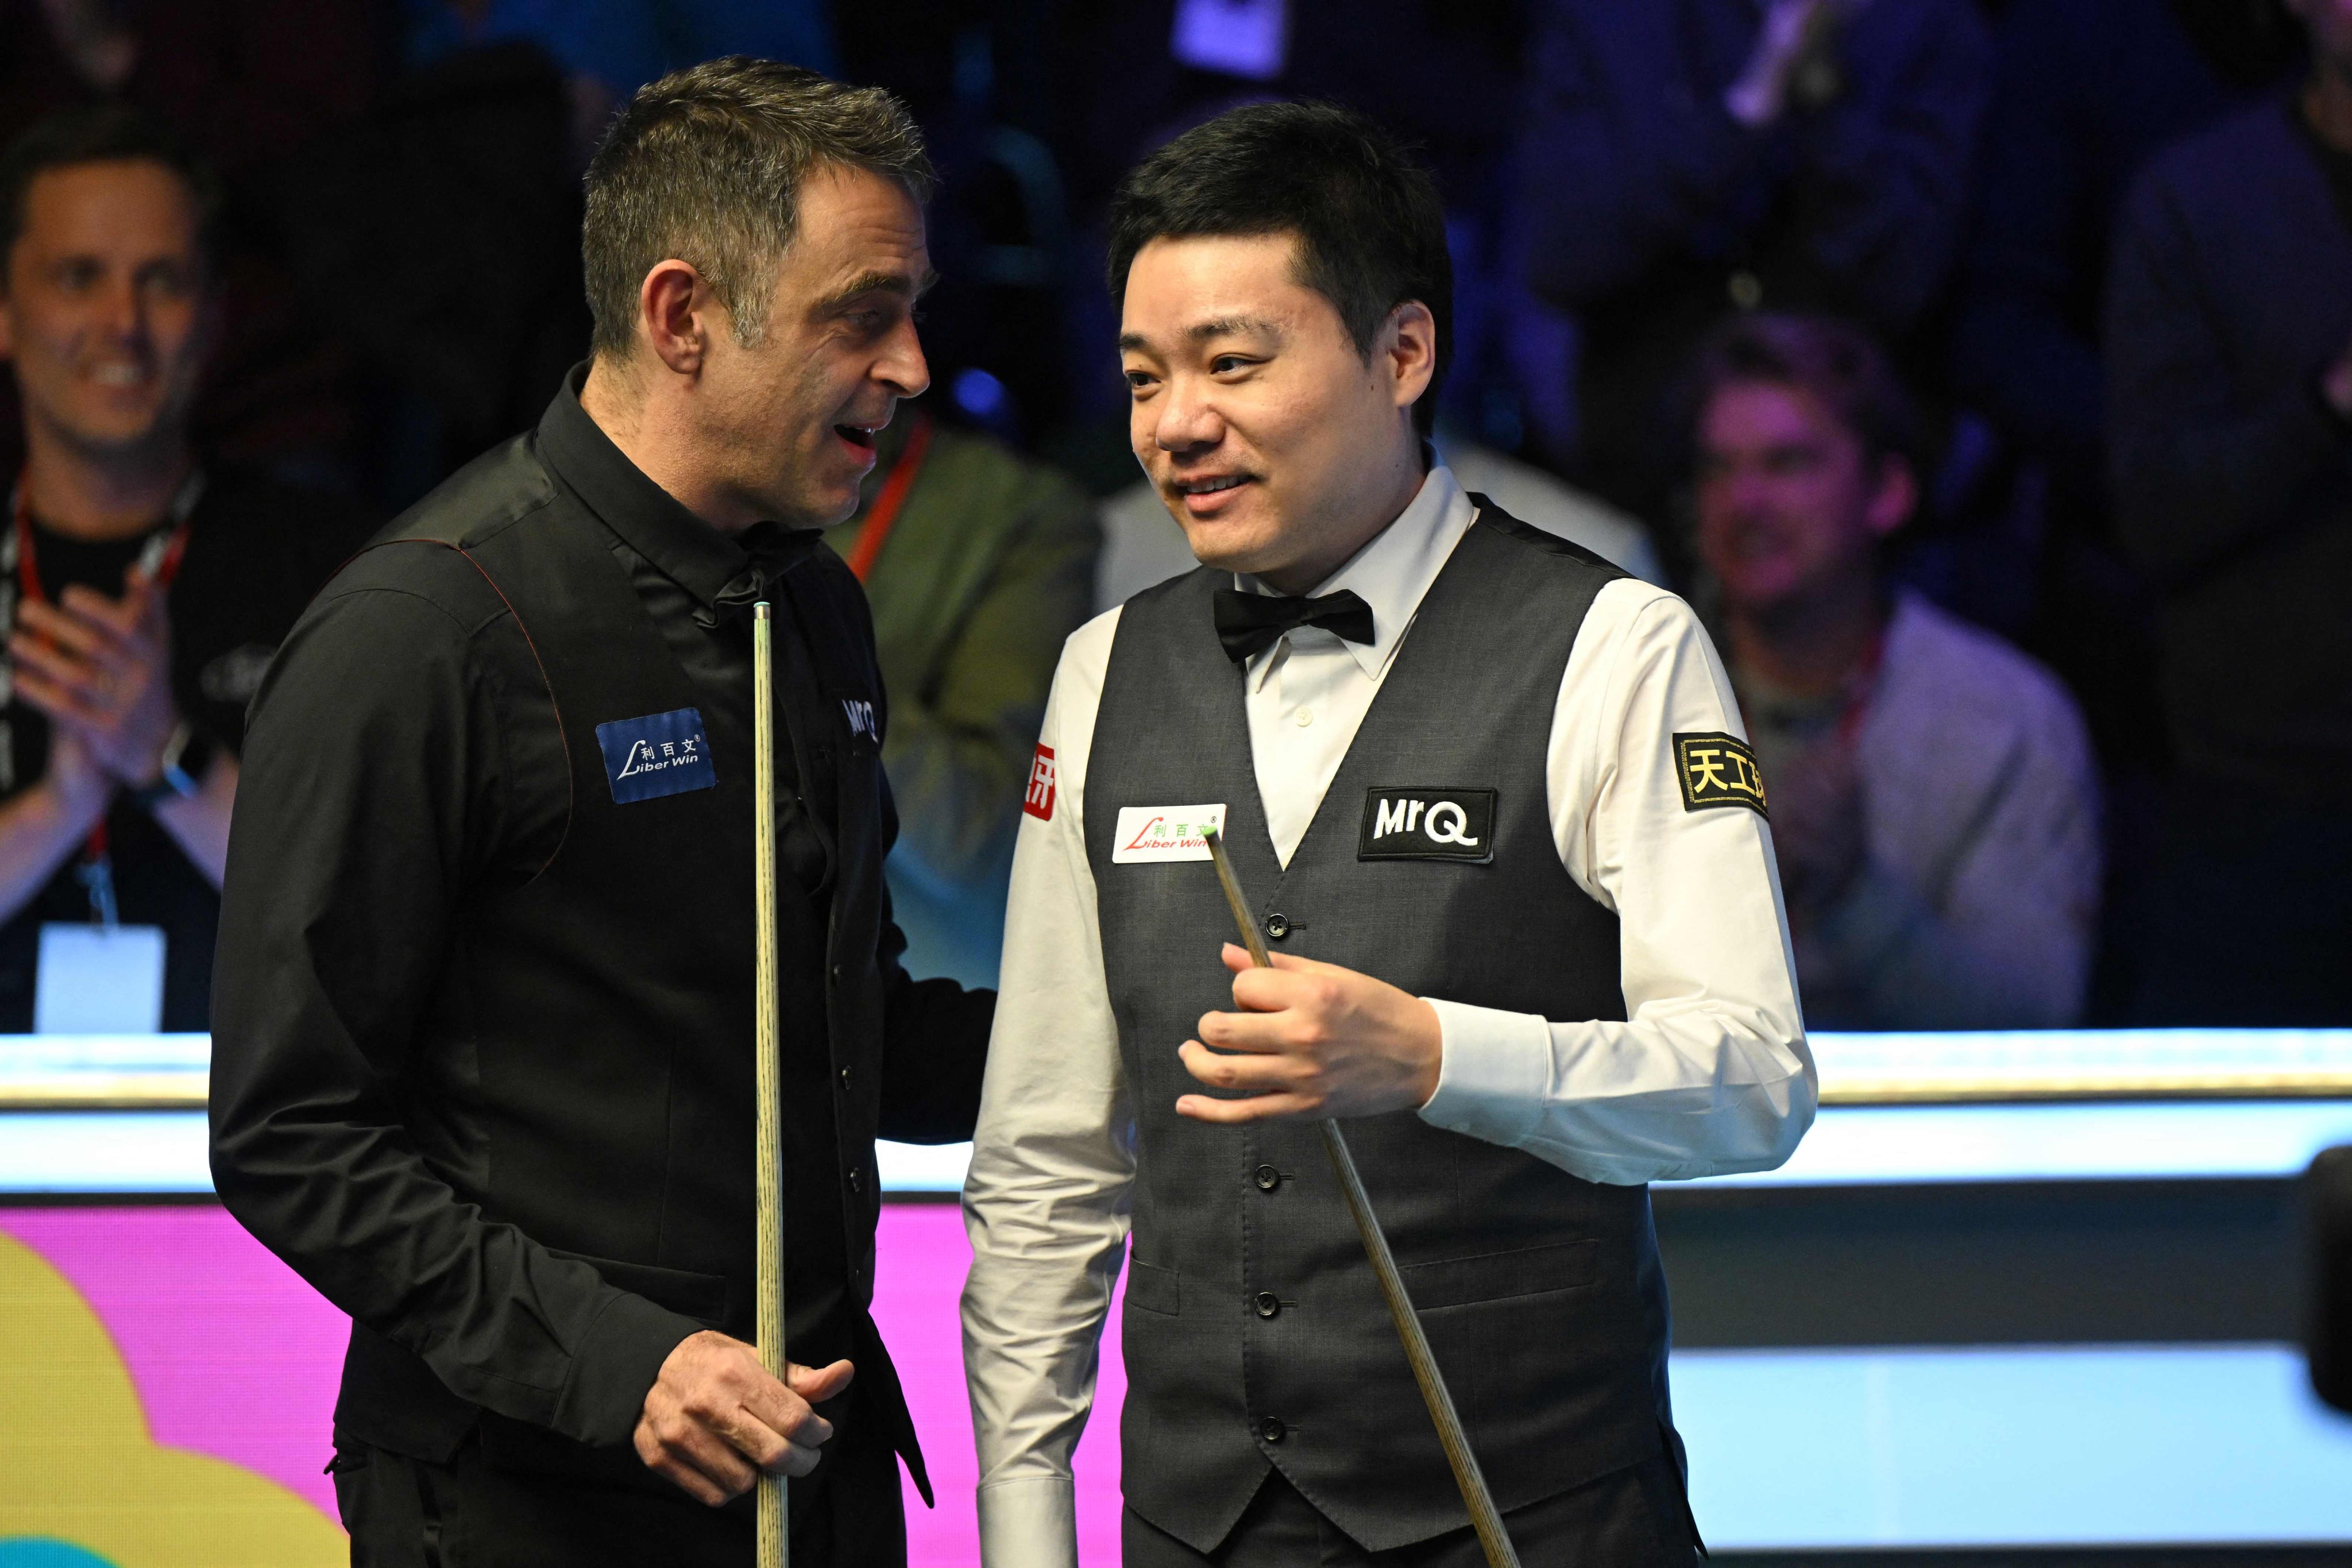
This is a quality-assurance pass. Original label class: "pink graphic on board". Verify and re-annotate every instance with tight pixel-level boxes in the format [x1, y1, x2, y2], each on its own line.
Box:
[0, 1204, 1127, 1563]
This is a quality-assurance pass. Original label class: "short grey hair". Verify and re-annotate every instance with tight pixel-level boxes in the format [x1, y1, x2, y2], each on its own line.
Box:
[582, 57, 936, 357]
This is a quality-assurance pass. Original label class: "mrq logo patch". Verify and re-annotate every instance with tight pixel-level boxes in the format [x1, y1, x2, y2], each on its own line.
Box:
[1356, 787, 1496, 864]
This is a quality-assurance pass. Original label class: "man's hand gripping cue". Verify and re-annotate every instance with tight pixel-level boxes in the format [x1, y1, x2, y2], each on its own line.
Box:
[1176, 943, 1443, 1122]
[634, 1330, 854, 1507]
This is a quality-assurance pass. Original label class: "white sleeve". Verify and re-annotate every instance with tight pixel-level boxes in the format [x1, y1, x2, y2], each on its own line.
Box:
[959, 609, 1135, 1568]
[1417, 581, 1817, 1184]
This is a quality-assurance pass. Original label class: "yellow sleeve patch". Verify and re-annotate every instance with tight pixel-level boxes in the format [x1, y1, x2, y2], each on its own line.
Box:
[1673, 732, 1769, 818]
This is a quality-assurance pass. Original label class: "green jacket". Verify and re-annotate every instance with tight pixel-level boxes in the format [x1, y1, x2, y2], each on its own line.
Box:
[827, 411, 1099, 987]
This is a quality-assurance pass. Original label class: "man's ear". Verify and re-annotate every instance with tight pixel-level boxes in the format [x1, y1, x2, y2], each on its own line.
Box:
[1864, 453, 1917, 539]
[639, 259, 717, 377]
[1382, 299, 1438, 413]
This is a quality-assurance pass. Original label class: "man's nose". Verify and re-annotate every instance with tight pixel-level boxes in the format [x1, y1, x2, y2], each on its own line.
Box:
[1153, 376, 1223, 453]
[878, 316, 929, 400]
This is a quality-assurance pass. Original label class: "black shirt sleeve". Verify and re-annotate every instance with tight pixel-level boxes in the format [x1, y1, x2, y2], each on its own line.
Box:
[207, 554, 702, 1449]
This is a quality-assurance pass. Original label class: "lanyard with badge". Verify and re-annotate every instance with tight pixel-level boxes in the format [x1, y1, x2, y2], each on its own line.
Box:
[3, 472, 198, 1033]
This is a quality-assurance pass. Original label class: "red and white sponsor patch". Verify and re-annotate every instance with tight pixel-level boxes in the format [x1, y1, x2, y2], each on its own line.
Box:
[1023, 744, 1057, 821]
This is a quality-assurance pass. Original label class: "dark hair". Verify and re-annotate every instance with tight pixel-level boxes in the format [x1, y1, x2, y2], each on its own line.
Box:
[1685, 311, 1922, 470]
[0, 106, 223, 279]
[1107, 101, 1453, 437]
[583, 57, 936, 359]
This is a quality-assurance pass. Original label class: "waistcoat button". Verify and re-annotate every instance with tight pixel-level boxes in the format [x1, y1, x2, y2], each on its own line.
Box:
[839, 1066, 852, 1088]
[1264, 912, 1290, 940]
[1253, 1291, 1281, 1319]
[847, 1166, 864, 1194]
[1258, 1416, 1286, 1443]
[1253, 1164, 1281, 1192]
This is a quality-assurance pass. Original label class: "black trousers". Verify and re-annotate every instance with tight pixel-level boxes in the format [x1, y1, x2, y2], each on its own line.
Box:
[334, 1418, 905, 1568]
[1122, 1455, 1701, 1568]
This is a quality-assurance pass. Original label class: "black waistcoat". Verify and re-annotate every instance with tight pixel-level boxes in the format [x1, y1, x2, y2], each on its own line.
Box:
[1086, 503, 1674, 1553]
[332, 438, 927, 1497]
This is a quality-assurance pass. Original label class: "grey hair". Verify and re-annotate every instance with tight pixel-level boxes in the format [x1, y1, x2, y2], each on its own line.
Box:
[582, 57, 935, 356]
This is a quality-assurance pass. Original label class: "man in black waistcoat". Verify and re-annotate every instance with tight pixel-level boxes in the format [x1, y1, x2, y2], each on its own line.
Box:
[961, 103, 1814, 1566]
[209, 60, 992, 1566]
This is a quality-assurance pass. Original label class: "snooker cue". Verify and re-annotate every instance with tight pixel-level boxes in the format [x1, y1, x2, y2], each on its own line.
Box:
[1202, 828, 1523, 1568]
[751, 603, 789, 1568]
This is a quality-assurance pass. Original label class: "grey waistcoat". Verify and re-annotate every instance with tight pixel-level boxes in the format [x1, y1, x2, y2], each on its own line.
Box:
[1085, 502, 1678, 1554]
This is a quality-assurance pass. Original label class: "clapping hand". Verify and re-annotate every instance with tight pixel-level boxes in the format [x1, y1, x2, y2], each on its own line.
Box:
[9, 566, 179, 788]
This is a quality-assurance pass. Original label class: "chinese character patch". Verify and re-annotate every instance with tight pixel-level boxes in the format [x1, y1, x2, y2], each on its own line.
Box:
[1024, 744, 1057, 821]
[1673, 732, 1768, 818]
[596, 708, 716, 805]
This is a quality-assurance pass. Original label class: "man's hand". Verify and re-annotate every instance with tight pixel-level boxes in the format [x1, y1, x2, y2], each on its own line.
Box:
[1175, 944, 1442, 1123]
[9, 574, 179, 786]
[634, 1330, 854, 1508]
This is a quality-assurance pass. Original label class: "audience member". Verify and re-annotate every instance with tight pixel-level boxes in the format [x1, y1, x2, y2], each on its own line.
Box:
[1092, 435, 1664, 613]
[2105, 0, 2352, 1025]
[828, 404, 1096, 988]
[0, 109, 365, 1029]
[0, 0, 377, 476]
[1516, 0, 1990, 519]
[1955, 0, 2299, 490]
[1691, 314, 2100, 1029]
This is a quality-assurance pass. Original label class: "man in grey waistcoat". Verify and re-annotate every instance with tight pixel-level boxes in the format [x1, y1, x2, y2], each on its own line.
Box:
[961, 102, 1815, 1567]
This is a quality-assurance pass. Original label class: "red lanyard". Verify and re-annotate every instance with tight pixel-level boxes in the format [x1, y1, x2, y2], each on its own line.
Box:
[9, 473, 197, 917]
[841, 412, 934, 583]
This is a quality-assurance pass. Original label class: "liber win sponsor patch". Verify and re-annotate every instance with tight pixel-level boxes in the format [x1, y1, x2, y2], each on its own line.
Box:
[1357, 787, 1496, 863]
[1110, 804, 1227, 863]
[596, 707, 716, 804]
[1674, 731, 1768, 818]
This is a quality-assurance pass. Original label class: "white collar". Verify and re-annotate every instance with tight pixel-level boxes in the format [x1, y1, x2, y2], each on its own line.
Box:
[1235, 464, 1476, 688]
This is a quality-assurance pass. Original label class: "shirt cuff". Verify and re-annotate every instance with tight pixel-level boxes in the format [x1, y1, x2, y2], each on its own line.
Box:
[976, 1474, 1079, 1568]
[549, 1289, 704, 1449]
[1418, 997, 1551, 1150]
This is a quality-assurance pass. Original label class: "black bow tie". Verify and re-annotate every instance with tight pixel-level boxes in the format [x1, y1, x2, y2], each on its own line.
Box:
[1211, 587, 1376, 663]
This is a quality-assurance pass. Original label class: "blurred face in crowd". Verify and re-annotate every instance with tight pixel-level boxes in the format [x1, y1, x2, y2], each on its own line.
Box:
[1694, 378, 1913, 619]
[2289, 0, 2352, 73]
[675, 164, 931, 529]
[0, 159, 213, 465]
[1119, 231, 1434, 592]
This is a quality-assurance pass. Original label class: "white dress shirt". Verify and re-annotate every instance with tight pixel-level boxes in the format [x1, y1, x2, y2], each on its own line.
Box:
[961, 466, 1814, 1566]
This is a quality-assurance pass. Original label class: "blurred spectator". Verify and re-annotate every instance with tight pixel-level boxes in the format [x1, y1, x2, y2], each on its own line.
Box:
[1516, 0, 1990, 520]
[1948, 1, 2300, 1021]
[2106, 0, 2352, 1025]
[1691, 314, 2099, 1029]
[1095, 435, 1664, 613]
[0, 0, 377, 476]
[401, 0, 839, 159]
[1955, 0, 2299, 489]
[827, 404, 1096, 988]
[266, 40, 589, 510]
[0, 109, 367, 1030]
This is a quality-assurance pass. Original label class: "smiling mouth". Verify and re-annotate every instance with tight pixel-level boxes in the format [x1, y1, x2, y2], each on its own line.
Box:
[1173, 474, 1251, 497]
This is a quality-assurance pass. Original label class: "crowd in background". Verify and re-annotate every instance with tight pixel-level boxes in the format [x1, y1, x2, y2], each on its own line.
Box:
[1, 0, 2346, 1032]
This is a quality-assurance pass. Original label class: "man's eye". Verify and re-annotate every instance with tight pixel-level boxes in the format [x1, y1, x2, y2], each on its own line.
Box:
[1125, 370, 1157, 391]
[1210, 356, 1250, 374]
